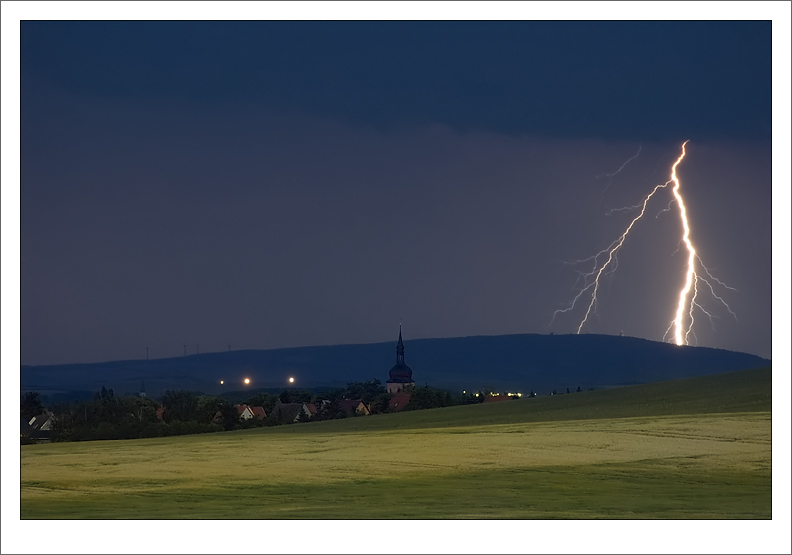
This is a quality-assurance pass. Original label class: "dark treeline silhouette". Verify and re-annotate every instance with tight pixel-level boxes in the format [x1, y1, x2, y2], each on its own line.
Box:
[49, 392, 169, 441]
[24, 379, 479, 443]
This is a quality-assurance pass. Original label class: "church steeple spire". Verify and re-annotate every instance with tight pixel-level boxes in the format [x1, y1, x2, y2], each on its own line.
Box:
[396, 324, 405, 364]
[387, 324, 414, 394]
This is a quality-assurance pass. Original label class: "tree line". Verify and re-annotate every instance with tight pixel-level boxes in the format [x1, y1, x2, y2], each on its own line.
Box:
[22, 379, 475, 443]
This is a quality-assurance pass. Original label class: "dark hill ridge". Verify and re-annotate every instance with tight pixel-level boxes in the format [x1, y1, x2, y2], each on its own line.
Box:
[21, 333, 769, 398]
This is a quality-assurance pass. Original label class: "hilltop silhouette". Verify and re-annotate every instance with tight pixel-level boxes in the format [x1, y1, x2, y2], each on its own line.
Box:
[21, 333, 770, 399]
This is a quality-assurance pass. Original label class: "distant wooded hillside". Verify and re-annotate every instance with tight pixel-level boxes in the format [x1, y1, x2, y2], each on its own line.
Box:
[21, 333, 770, 400]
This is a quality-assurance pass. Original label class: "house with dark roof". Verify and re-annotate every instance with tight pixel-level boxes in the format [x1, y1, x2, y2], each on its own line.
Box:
[386, 325, 415, 394]
[212, 404, 267, 426]
[25, 411, 54, 442]
[275, 402, 312, 423]
[337, 399, 370, 416]
[225, 404, 267, 422]
[388, 392, 411, 411]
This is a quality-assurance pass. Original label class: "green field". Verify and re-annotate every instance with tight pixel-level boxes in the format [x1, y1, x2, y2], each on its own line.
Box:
[20, 367, 771, 519]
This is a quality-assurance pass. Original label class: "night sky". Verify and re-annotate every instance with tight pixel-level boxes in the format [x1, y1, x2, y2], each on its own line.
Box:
[12, 18, 780, 365]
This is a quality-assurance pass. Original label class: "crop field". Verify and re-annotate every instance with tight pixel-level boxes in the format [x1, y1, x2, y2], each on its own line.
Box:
[20, 367, 771, 519]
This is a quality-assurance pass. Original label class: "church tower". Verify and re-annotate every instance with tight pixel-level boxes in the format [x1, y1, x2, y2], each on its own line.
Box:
[396, 326, 405, 364]
[387, 325, 415, 394]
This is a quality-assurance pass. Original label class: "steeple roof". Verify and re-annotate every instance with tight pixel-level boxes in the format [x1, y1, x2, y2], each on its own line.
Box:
[389, 325, 413, 383]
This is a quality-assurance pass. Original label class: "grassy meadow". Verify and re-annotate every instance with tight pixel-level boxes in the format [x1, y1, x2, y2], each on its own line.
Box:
[20, 367, 771, 519]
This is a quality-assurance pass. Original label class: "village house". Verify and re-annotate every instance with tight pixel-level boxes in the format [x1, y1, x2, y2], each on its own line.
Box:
[23, 411, 54, 442]
[337, 399, 371, 416]
[274, 402, 313, 423]
[236, 404, 256, 420]
[250, 405, 267, 419]
[388, 392, 411, 411]
[211, 404, 266, 425]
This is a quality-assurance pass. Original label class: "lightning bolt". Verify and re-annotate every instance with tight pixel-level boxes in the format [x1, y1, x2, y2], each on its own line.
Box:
[664, 141, 737, 345]
[553, 141, 736, 346]
[669, 141, 697, 345]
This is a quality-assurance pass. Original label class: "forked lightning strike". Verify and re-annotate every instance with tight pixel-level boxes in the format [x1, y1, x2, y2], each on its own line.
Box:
[553, 141, 736, 346]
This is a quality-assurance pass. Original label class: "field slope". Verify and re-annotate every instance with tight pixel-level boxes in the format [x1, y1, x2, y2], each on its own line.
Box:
[21, 367, 771, 519]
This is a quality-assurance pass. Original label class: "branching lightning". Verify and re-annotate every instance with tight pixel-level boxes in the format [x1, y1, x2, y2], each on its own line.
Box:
[553, 141, 736, 346]
[598, 145, 641, 209]
[552, 180, 671, 333]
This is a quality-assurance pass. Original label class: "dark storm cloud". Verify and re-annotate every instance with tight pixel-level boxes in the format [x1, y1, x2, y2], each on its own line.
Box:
[22, 21, 770, 141]
[20, 95, 771, 363]
[18, 20, 773, 365]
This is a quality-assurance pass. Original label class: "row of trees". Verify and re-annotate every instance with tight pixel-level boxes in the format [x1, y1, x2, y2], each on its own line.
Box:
[23, 379, 497, 443]
[50, 394, 191, 441]
[277, 380, 461, 416]
[236, 379, 454, 420]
